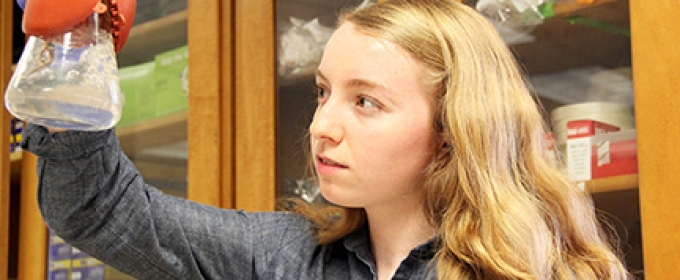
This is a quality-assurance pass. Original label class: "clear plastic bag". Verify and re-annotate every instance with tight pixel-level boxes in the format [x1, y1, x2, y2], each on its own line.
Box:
[278, 17, 334, 77]
[277, 0, 376, 78]
[477, 0, 545, 25]
[476, 0, 546, 44]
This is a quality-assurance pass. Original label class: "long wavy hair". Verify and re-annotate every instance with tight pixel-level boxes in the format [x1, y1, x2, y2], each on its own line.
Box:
[282, 0, 629, 278]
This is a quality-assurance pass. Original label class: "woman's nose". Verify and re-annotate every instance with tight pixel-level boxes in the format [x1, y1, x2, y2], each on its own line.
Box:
[309, 101, 344, 144]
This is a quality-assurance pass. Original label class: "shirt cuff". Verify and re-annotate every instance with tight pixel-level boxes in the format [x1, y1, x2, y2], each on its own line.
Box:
[20, 123, 117, 160]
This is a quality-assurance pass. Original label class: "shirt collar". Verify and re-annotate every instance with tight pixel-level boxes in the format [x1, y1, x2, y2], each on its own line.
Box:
[342, 224, 438, 261]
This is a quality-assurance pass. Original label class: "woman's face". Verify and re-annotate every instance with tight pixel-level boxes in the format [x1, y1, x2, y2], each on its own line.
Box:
[310, 22, 437, 210]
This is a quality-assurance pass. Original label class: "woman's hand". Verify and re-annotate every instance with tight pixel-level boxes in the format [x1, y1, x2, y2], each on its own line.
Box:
[45, 126, 69, 133]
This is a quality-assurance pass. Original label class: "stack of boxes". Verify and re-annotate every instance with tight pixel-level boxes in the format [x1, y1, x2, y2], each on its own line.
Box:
[48, 231, 105, 280]
[9, 117, 22, 153]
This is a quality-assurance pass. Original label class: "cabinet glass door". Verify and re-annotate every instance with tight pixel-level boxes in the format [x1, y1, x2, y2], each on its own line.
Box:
[274, 0, 641, 277]
[275, 0, 642, 277]
[116, 1, 189, 198]
[479, 0, 642, 276]
[275, 0, 372, 201]
[109, 1, 188, 278]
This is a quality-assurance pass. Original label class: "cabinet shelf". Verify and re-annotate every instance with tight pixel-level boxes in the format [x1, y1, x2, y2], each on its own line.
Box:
[551, 0, 620, 16]
[584, 173, 638, 193]
[511, 0, 630, 75]
[117, 10, 188, 67]
[10, 151, 21, 162]
[115, 111, 187, 161]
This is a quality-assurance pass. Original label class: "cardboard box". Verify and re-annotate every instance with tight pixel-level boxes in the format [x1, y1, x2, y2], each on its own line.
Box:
[154, 46, 189, 117]
[566, 119, 621, 181]
[118, 61, 157, 127]
[47, 230, 105, 280]
[9, 118, 23, 153]
[566, 121, 637, 181]
[71, 247, 105, 280]
[117, 45, 189, 127]
[544, 132, 557, 161]
[588, 131, 638, 178]
[48, 231, 71, 280]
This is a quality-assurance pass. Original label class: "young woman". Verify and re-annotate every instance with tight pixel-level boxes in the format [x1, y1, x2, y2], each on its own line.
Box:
[22, 0, 628, 279]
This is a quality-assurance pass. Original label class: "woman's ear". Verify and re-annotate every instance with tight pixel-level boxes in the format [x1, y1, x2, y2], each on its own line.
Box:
[440, 140, 451, 155]
[436, 129, 450, 149]
[436, 133, 452, 156]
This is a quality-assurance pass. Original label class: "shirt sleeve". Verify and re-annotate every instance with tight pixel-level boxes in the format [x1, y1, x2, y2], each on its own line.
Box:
[20, 124, 312, 279]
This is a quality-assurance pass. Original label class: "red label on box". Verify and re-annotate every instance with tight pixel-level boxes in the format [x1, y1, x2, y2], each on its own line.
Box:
[590, 138, 638, 178]
[567, 119, 620, 139]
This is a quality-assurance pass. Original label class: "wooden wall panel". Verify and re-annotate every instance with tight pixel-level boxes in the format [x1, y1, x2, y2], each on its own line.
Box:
[630, 0, 680, 278]
[17, 153, 46, 280]
[0, 1, 12, 277]
[234, 0, 277, 212]
[187, 0, 234, 208]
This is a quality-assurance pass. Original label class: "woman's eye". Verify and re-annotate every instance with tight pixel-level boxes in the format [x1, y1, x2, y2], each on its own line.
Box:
[315, 86, 329, 102]
[357, 96, 380, 109]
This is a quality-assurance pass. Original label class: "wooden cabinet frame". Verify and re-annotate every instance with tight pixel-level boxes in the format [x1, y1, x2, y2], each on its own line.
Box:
[189, 0, 277, 211]
[630, 0, 680, 276]
[232, 1, 276, 211]
[1, 1, 13, 277]
[186, 0, 235, 208]
[186, 0, 278, 212]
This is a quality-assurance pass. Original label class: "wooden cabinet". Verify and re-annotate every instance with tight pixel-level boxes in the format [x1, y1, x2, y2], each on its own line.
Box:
[2, 0, 679, 278]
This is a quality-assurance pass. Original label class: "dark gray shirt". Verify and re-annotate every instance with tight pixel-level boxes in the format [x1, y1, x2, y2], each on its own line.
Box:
[21, 124, 436, 279]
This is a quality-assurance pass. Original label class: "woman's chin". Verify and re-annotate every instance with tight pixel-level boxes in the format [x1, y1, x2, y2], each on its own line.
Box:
[318, 185, 362, 208]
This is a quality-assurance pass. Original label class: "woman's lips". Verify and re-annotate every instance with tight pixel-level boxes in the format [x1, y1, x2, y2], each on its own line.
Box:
[315, 156, 348, 174]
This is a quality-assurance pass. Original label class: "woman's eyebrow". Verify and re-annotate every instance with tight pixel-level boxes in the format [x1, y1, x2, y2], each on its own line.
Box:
[315, 69, 329, 82]
[317, 69, 390, 90]
[316, 69, 396, 104]
[346, 78, 387, 91]
[316, 69, 386, 89]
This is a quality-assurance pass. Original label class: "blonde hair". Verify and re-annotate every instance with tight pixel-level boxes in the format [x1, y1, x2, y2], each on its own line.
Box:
[282, 0, 629, 279]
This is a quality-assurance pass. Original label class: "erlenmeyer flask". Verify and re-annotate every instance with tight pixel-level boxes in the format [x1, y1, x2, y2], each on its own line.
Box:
[5, 12, 124, 130]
